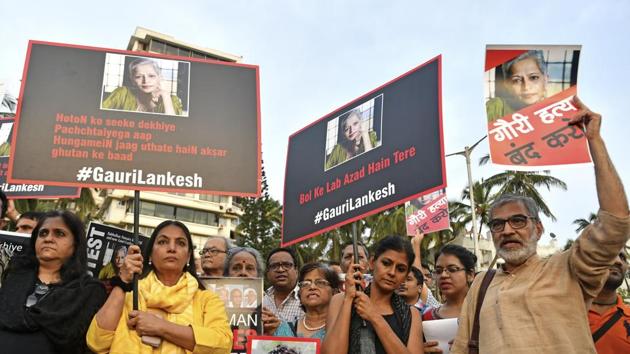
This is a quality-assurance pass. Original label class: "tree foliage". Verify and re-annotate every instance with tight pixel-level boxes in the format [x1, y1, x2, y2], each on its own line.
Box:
[235, 162, 282, 260]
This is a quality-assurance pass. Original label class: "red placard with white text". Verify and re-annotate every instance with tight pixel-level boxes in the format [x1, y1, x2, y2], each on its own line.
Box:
[405, 189, 449, 235]
[484, 45, 591, 169]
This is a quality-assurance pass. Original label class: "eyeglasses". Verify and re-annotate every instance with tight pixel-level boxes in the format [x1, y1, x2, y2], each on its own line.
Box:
[488, 214, 536, 233]
[25, 283, 50, 308]
[200, 248, 227, 256]
[268, 262, 295, 272]
[298, 279, 331, 288]
[432, 266, 466, 277]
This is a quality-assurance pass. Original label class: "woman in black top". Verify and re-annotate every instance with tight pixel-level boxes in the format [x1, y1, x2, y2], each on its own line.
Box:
[322, 235, 423, 354]
[0, 211, 106, 353]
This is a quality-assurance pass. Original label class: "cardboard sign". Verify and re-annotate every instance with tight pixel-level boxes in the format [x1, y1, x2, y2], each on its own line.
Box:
[0, 230, 30, 285]
[405, 189, 449, 235]
[0, 118, 79, 198]
[247, 336, 320, 354]
[10, 41, 261, 196]
[85, 222, 148, 279]
[283, 56, 445, 245]
[484, 45, 590, 169]
[200, 277, 264, 354]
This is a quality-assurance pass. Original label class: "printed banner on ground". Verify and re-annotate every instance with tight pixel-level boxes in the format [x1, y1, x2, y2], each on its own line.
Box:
[247, 336, 320, 354]
[405, 189, 449, 236]
[200, 277, 264, 354]
[282, 56, 445, 246]
[10, 41, 261, 196]
[0, 231, 29, 284]
[0, 118, 80, 198]
[86, 222, 149, 279]
[484, 45, 590, 169]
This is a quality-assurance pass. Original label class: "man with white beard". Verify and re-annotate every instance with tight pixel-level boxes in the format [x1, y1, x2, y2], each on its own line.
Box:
[451, 98, 630, 354]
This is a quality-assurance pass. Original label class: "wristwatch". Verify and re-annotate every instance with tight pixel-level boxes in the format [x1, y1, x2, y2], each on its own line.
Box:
[110, 276, 133, 292]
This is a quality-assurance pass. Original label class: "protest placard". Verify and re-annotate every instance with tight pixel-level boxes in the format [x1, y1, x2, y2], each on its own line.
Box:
[85, 222, 149, 279]
[247, 336, 320, 354]
[484, 45, 591, 169]
[200, 277, 264, 354]
[282, 56, 445, 246]
[0, 230, 29, 286]
[405, 189, 449, 236]
[10, 41, 260, 196]
[0, 118, 79, 198]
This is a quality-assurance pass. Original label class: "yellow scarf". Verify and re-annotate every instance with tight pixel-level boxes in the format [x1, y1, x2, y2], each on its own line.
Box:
[117, 271, 198, 354]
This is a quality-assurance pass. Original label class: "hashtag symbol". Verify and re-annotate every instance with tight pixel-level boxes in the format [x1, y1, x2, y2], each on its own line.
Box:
[314, 210, 323, 224]
[76, 167, 92, 181]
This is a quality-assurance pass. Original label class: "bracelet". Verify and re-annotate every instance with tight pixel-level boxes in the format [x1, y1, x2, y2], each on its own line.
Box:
[110, 276, 133, 292]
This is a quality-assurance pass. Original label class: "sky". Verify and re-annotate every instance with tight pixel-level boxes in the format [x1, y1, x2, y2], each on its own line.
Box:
[1, 0, 629, 247]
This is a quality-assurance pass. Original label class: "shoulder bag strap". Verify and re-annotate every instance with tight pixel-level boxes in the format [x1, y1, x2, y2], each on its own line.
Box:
[468, 269, 496, 354]
[592, 308, 624, 343]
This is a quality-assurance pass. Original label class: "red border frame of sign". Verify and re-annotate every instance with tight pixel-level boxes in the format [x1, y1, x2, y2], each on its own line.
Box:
[281, 55, 446, 247]
[8, 40, 262, 197]
[246, 335, 321, 354]
[0, 117, 81, 199]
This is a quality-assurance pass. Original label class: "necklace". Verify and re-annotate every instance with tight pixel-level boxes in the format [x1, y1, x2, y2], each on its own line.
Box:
[302, 316, 326, 331]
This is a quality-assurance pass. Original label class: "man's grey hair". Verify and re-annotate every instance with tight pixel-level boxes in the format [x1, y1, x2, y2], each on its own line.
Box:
[489, 194, 541, 220]
[223, 246, 265, 277]
[204, 236, 234, 252]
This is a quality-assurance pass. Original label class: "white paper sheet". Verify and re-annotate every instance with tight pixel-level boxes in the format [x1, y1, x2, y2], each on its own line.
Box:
[422, 317, 459, 353]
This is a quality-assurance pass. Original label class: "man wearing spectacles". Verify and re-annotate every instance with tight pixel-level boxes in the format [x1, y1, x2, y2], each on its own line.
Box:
[452, 98, 630, 354]
[199, 236, 233, 277]
[262, 247, 304, 323]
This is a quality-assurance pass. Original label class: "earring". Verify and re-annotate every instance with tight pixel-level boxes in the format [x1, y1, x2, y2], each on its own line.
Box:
[148, 259, 152, 266]
[187, 262, 190, 267]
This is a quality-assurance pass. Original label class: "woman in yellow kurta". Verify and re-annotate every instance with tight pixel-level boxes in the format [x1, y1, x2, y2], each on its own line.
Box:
[87, 220, 232, 354]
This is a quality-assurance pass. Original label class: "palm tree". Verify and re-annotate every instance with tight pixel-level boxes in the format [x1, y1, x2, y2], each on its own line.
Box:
[450, 180, 494, 238]
[572, 212, 597, 233]
[482, 171, 567, 220]
[479, 153, 567, 221]
[364, 205, 406, 245]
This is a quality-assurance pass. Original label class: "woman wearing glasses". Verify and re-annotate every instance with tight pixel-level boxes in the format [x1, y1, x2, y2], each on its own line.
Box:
[0, 211, 107, 353]
[422, 245, 476, 321]
[421, 245, 475, 353]
[87, 220, 232, 353]
[273, 263, 341, 339]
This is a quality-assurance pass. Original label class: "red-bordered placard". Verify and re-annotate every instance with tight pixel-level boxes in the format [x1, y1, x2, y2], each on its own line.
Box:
[0, 117, 80, 199]
[9, 40, 261, 196]
[282, 56, 445, 246]
[247, 336, 320, 354]
[484, 44, 590, 169]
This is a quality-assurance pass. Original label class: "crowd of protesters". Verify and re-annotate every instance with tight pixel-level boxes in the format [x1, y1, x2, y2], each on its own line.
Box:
[0, 99, 628, 353]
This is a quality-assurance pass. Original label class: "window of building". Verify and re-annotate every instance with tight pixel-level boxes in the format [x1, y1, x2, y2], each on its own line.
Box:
[177, 207, 195, 223]
[199, 194, 228, 204]
[155, 204, 175, 218]
[149, 40, 165, 53]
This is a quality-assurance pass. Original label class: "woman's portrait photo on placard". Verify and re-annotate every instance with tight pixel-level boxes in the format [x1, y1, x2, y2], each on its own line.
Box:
[324, 94, 383, 171]
[484, 47, 580, 122]
[0, 120, 14, 157]
[100, 53, 190, 117]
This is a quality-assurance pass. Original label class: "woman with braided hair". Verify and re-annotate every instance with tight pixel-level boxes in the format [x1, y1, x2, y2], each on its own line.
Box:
[322, 235, 423, 354]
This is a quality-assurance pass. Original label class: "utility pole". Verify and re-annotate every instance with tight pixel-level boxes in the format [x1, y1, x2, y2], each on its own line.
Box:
[446, 135, 487, 268]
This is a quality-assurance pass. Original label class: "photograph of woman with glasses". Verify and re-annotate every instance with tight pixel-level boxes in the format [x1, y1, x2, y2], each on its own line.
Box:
[273, 263, 341, 340]
[0, 211, 107, 354]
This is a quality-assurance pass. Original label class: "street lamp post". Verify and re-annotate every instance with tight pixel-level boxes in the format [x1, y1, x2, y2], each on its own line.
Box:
[446, 135, 487, 268]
